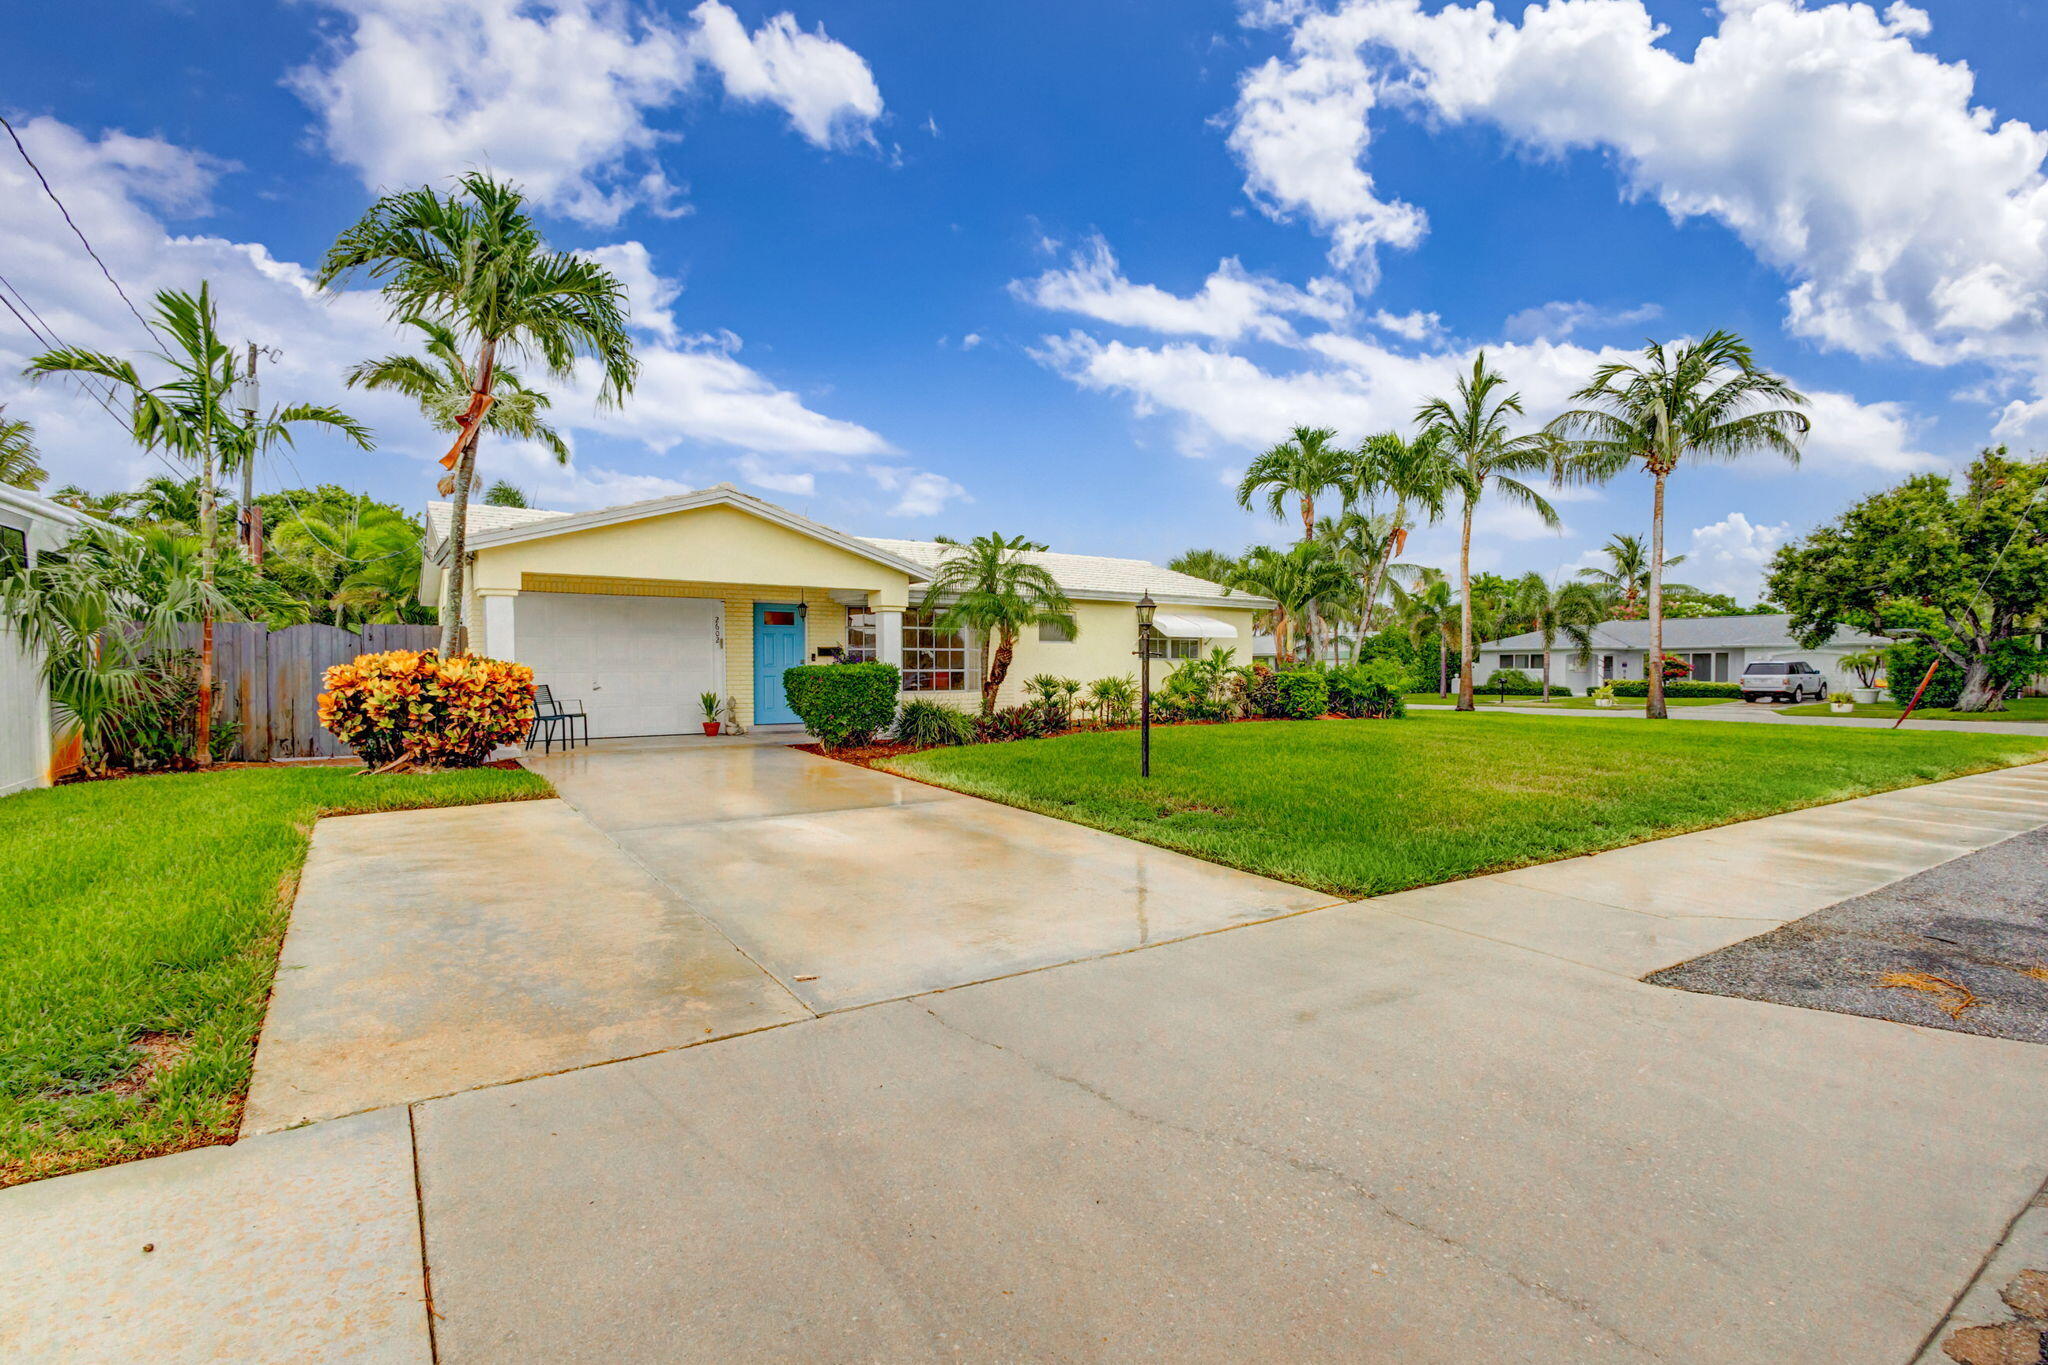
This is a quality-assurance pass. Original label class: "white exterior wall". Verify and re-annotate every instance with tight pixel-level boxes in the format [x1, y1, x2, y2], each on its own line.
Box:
[1476, 642, 1876, 694]
[1, 492, 89, 797]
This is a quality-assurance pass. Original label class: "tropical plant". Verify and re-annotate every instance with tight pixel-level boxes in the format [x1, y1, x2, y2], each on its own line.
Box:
[1344, 427, 1460, 633]
[699, 690, 723, 723]
[484, 480, 531, 507]
[917, 532, 1076, 713]
[23, 285, 362, 762]
[1574, 533, 1694, 618]
[1162, 646, 1243, 721]
[1839, 649, 1884, 689]
[1326, 657, 1410, 718]
[1414, 353, 1556, 711]
[1237, 425, 1348, 540]
[1508, 572, 1604, 699]
[892, 697, 976, 747]
[1229, 541, 1348, 665]
[0, 405, 46, 490]
[1389, 566, 1459, 696]
[266, 501, 428, 629]
[1024, 673, 1083, 729]
[318, 172, 637, 657]
[1167, 548, 1239, 586]
[1767, 448, 2047, 712]
[318, 649, 536, 769]
[1270, 668, 1330, 720]
[0, 525, 231, 774]
[1549, 330, 1808, 717]
[1085, 673, 1138, 726]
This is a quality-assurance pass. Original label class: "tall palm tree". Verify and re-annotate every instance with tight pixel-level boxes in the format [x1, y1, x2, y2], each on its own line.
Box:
[1348, 427, 1459, 634]
[318, 172, 636, 656]
[1548, 331, 1807, 717]
[1230, 541, 1348, 667]
[1575, 533, 1693, 618]
[1508, 572, 1604, 700]
[919, 532, 1076, 713]
[1414, 353, 1557, 711]
[25, 285, 360, 762]
[1237, 425, 1348, 540]
[1390, 566, 1459, 696]
[0, 406, 45, 490]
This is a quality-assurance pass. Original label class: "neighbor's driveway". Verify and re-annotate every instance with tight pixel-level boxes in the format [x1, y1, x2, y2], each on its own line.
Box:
[8, 745, 2048, 1362]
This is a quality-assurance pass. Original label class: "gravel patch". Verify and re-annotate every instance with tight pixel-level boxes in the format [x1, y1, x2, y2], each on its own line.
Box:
[1649, 827, 2048, 1044]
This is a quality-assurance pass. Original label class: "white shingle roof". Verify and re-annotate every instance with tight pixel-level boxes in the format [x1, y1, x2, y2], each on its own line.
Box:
[1481, 614, 1887, 652]
[424, 500, 567, 552]
[859, 537, 1254, 606]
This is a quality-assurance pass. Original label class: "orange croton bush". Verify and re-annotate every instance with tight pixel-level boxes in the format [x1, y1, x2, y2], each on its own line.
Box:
[319, 650, 536, 770]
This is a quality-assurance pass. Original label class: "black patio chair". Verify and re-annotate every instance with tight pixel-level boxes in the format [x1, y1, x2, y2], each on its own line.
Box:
[529, 683, 589, 753]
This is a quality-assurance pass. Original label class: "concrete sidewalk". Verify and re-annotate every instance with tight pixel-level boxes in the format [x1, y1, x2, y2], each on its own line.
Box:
[5, 759, 2047, 1362]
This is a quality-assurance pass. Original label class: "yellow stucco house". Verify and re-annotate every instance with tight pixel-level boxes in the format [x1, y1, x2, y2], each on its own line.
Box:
[419, 484, 1270, 736]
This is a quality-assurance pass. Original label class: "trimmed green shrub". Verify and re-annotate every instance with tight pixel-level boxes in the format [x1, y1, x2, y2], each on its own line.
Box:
[892, 697, 975, 747]
[783, 661, 900, 747]
[1327, 658, 1409, 718]
[1885, 638, 2039, 708]
[1271, 668, 1329, 720]
[1236, 663, 1283, 719]
[1610, 679, 1741, 698]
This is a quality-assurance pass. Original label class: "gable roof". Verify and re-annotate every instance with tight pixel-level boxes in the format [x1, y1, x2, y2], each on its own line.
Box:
[423, 485, 933, 580]
[420, 485, 1268, 609]
[1479, 613, 1888, 653]
[861, 537, 1262, 608]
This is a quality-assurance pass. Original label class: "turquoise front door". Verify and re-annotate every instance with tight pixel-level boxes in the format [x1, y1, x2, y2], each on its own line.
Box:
[753, 602, 804, 725]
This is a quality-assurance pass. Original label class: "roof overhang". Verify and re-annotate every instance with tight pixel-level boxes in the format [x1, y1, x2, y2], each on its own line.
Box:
[444, 486, 933, 580]
[1075, 587, 1275, 612]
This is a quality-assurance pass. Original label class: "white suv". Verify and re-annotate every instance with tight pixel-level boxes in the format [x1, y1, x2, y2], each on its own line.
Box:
[1740, 660, 1828, 703]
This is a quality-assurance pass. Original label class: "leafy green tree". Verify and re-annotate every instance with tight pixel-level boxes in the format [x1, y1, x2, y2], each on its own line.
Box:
[1415, 353, 1554, 711]
[1575, 533, 1695, 618]
[1237, 425, 1348, 540]
[919, 532, 1077, 713]
[1549, 331, 1807, 717]
[1389, 566, 1460, 696]
[1230, 541, 1348, 666]
[1507, 572, 1604, 699]
[0, 406, 45, 490]
[25, 285, 361, 761]
[1167, 547, 1239, 586]
[318, 172, 636, 656]
[1766, 447, 2047, 712]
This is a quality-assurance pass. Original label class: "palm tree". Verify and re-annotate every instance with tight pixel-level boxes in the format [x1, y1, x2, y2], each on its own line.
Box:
[46, 484, 133, 518]
[918, 533, 1076, 713]
[0, 406, 45, 490]
[484, 480, 530, 508]
[1414, 353, 1557, 711]
[1229, 541, 1348, 666]
[1508, 572, 1604, 700]
[318, 172, 636, 656]
[1237, 425, 1348, 540]
[1548, 331, 1807, 717]
[268, 502, 429, 630]
[1168, 547, 1239, 586]
[1575, 533, 1694, 618]
[1343, 428, 1460, 635]
[24, 285, 355, 762]
[126, 474, 204, 528]
[1390, 566, 1459, 696]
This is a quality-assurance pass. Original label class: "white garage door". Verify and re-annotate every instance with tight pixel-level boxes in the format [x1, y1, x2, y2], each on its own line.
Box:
[516, 594, 723, 738]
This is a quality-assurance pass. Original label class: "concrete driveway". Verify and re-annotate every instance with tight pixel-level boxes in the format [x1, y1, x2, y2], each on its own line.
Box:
[8, 746, 2048, 1362]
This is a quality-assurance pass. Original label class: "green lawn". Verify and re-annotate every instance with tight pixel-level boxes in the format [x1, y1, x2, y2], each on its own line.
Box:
[1780, 698, 2048, 723]
[883, 714, 2046, 899]
[1403, 693, 1732, 711]
[1, 764, 552, 1186]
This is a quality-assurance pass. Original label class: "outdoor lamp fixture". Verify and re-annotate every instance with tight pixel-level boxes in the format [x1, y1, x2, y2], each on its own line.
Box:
[1135, 592, 1157, 778]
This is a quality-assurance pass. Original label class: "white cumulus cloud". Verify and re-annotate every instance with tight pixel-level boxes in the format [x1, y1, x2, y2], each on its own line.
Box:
[1685, 511, 1793, 600]
[1010, 236, 1350, 343]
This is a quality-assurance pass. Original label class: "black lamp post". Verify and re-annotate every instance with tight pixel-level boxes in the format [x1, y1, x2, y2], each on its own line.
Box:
[1136, 591, 1156, 778]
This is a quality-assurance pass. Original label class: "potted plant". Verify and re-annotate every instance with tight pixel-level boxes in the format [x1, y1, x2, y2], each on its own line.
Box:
[1591, 683, 1617, 708]
[1841, 649, 1883, 704]
[1829, 694, 1856, 714]
[699, 690, 723, 736]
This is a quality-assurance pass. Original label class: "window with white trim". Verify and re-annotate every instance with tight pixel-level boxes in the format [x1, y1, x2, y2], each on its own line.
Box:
[1162, 637, 1201, 660]
[1681, 651, 1729, 682]
[845, 609, 877, 662]
[901, 610, 980, 692]
[1499, 652, 1546, 670]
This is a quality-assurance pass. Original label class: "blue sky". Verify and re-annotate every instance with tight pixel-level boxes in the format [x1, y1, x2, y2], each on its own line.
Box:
[5, 0, 2047, 602]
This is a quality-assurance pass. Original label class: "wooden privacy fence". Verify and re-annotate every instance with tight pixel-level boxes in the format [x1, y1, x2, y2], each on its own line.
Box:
[162, 622, 438, 761]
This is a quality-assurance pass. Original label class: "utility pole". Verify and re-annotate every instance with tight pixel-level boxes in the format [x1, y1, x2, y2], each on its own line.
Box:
[239, 342, 264, 566]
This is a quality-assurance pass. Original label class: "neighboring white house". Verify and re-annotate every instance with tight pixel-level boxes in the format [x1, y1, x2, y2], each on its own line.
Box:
[1, 484, 102, 796]
[418, 484, 1271, 737]
[1473, 614, 1891, 695]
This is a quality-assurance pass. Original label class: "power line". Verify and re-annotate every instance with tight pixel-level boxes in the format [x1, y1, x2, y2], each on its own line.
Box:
[0, 113, 157, 343]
